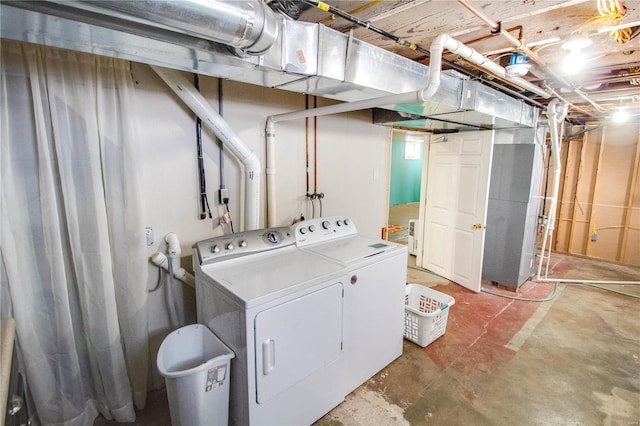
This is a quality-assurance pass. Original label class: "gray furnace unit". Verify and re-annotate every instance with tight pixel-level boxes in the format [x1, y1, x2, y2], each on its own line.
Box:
[482, 127, 547, 289]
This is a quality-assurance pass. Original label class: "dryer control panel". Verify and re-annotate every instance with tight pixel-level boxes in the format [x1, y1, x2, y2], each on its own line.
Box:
[293, 216, 357, 247]
[195, 226, 293, 265]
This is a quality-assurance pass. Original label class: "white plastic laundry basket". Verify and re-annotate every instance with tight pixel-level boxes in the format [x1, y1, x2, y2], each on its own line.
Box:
[404, 284, 455, 347]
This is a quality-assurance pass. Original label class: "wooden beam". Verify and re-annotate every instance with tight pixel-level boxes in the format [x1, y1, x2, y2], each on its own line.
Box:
[567, 131, 589, 253]
[619, 130, 640, 262]
[585, 127, 606, 256]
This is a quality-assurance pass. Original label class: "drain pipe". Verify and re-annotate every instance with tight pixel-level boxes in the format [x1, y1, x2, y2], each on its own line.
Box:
[152, 66, 261, 230]
[536, 100, 639, 285]
[536, 99, 567, 281]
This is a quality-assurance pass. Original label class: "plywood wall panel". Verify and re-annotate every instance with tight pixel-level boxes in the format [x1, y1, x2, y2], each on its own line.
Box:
[548, 122, 640, 267]
[554, 135, 582, 251]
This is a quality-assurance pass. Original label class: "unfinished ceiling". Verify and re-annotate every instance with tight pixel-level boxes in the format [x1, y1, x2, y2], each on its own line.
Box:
[294, 0, 640, 123]
[1, 0, 638, 126]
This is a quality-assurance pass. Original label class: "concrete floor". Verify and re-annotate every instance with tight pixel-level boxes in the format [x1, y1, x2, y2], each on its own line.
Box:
[94, 206, 640, 425]
[316, 253, 640, 425]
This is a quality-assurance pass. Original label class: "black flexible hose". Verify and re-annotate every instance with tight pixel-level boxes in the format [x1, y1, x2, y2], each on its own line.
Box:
[194, 74, 212, 219]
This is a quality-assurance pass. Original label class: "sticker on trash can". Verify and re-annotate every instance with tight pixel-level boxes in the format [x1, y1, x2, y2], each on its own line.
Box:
[206, 365, 227, 392]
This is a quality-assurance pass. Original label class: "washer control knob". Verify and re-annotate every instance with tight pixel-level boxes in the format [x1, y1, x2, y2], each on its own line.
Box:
[239, 240, 248, 248]
[336, 220, 343, 226]
[322, 220, 330, 229]
[343, 218, 350, 226]
[265, 231, 281, 244]
[309, 225, 316, 232]
[210, 245, 220, 253]
[299, 227, 307, 234]
[225, 242, 234, 250]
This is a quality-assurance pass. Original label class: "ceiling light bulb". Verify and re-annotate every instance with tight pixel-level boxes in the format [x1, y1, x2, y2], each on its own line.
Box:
[562, 50, 585, 74]
[560, 36, 592, 74]
[561, 36, 592, 51]
[612, 107, 629, 123]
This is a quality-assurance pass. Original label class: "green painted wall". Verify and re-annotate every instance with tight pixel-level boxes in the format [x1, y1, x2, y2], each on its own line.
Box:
[389, 138, 423, 205]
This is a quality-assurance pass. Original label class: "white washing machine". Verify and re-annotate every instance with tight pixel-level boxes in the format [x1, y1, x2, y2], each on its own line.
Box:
[193, 227, 347, 426]
[293, 216, 408, 394]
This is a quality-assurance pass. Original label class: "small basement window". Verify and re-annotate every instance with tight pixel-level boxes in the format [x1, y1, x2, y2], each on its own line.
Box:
[404, 138, 422, 160]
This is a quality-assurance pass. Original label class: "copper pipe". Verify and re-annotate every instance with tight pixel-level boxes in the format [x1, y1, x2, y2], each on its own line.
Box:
[457, 0, 499, 29]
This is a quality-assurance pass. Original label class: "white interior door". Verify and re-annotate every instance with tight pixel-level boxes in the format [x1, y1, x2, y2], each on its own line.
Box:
[417, 131, 494, 292]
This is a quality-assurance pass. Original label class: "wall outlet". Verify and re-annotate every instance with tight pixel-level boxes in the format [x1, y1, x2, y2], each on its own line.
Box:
[219, 188, 229, 204]
[145, 227, 154, 246]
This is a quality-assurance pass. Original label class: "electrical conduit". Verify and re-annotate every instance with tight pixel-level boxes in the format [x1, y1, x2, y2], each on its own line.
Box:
[152, 66, 261, 230]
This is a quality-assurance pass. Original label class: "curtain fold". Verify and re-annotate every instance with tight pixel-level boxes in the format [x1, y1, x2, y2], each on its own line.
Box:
[0, 40, 148, 425]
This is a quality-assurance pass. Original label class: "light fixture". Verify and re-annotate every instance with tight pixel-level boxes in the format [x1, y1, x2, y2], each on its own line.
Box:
[612, 106, 630, 123]
[561, 36, 592, 74]
[505, 53, 531, 77]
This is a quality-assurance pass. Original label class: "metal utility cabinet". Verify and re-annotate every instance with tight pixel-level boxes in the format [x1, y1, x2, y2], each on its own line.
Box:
[482, 127, 547, 289]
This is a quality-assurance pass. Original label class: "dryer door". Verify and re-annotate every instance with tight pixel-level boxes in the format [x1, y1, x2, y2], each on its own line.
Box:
[254, 282, 343, 404]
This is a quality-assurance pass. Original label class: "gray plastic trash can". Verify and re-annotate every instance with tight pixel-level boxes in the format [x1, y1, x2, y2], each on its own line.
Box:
[157, 324, 235, 426]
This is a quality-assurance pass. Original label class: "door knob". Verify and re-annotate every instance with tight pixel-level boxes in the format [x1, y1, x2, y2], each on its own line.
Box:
[472, 223, 485, 229]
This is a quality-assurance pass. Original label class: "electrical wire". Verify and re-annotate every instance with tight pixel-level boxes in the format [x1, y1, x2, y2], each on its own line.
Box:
[224, 201, 235, 234]
[577, 0, 631, 44]
[194, 73, 213, 219]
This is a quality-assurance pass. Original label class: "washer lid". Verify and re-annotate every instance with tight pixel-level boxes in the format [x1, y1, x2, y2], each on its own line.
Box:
[199, 247, 344, 305]
[303, 235, 402, 264]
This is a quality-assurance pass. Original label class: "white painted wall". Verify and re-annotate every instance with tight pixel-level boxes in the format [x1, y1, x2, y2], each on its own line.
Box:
[131, 63, 390, 385]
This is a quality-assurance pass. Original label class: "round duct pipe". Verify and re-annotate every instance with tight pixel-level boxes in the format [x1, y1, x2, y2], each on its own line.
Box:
[59, 0, 280, 55]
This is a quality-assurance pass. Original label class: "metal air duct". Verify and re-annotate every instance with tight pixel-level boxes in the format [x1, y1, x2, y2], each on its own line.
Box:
[1, 0, 541, 130]
[6, 0, 280, 55]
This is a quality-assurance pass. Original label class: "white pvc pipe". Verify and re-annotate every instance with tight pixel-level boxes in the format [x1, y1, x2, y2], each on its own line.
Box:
[265, 118, 277, 227]
[152, 65, 261, 230]
[536, 99, 565, 280]
[430, 34, 551, 99]
[150, 252, 196, 288]
[165, 232, 181, 257]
